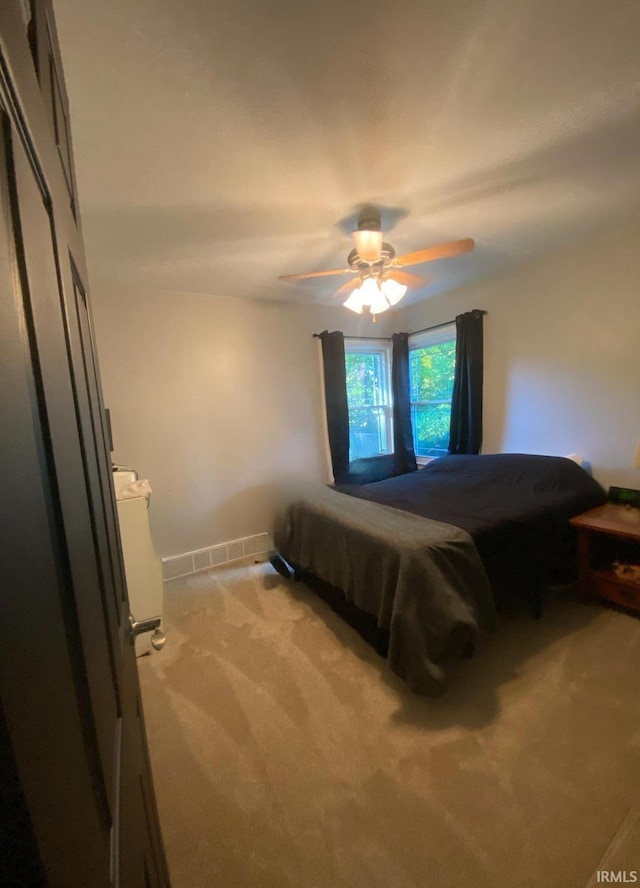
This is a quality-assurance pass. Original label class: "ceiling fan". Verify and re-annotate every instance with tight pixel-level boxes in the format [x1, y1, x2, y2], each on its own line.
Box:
[278, 206, 475, 318]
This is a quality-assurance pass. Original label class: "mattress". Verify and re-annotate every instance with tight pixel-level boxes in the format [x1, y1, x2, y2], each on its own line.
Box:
[336, 453, 607, 596]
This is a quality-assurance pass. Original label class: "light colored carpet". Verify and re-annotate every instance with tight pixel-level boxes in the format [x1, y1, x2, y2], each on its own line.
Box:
[138, 563, 640, 888]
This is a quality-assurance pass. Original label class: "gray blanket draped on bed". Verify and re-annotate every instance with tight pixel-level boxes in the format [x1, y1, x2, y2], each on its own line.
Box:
[274, 485, 497, 695]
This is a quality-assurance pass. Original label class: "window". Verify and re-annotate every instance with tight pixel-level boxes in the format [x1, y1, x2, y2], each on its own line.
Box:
[344, 339, 393, 461]
[409, 324, 456, 459]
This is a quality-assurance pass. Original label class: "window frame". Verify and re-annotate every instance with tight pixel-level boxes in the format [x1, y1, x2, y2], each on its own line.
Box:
[408, 323, 456, 463]
[344, 338, 394, 462]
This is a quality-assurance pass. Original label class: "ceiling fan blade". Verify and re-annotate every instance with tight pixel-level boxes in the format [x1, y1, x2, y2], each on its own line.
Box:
[395, 237, 475, 267]
[278, 268, 352, 282]
[385, 269, 429, 288]
[332, 278, 360, 300]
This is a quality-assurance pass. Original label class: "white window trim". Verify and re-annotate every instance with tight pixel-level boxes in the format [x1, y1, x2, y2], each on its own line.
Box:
[344, 338, 393, 460]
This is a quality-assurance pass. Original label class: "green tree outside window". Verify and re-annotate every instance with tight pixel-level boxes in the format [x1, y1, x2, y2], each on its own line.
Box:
[345, 350, 391, 460]
[409, 340, 456, 457]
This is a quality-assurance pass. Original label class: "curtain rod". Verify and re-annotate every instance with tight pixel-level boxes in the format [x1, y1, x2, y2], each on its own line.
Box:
[409, 309, 487, 338]
[312, 333, 390, 341]
[313, 310, 487, 341]
[408, 319, 455, 336]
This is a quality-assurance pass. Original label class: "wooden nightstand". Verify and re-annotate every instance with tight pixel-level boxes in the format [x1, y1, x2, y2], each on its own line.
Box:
[570, 503, 640, 612]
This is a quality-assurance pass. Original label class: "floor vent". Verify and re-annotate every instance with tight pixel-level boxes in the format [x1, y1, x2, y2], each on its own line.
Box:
[162, 532, 272, 582]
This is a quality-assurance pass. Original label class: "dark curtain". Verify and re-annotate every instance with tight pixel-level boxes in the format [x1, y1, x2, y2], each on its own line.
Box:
[340, 454, 397, 485]
[448, 310, 484, 455]
[318, 330, 350, 483]
[391, 333, 418, 475]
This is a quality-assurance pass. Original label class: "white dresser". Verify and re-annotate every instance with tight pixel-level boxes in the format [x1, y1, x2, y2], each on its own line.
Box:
[113, 471, 164, 655]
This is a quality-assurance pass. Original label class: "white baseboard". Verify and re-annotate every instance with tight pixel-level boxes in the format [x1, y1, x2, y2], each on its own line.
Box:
[162, 532, 272, 582]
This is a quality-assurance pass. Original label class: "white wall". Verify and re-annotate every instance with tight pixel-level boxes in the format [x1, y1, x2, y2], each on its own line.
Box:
[91, 287, 392, 558]
[394, 216, 640, 492]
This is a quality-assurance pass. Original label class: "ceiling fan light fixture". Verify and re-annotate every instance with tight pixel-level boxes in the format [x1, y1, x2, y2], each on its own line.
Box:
[380, 278, 408, 305]
[343, 290, 365, 314]
[357, 276, 380, 306]
[344, 275, 397, 315]
[368, 286, 391, 315]
[353, 229, 383, 262]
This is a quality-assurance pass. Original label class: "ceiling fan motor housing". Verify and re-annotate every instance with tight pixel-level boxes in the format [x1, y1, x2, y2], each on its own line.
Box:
[347, 242, 396, 272]
[357, 206, 382, 232]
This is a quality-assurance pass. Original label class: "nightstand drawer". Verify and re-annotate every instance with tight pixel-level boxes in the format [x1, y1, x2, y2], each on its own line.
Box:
[594, 571, 640, 612]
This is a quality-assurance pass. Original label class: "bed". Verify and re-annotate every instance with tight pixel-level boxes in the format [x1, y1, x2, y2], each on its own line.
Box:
[273, 454, 606, 694]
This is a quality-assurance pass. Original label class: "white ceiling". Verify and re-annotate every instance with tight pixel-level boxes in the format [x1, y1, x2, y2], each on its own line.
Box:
[52, 0, 640, 307]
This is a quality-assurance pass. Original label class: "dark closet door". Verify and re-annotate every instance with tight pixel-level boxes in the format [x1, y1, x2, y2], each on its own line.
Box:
[0, 3, 170, 886]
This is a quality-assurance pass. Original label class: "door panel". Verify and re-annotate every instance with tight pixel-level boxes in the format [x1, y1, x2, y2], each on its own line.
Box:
[27, 0, 76, 216]
[67, 267, 127, 638]
[10, 115, 119, 821]
[0, 2, 170, 885]
[0, 109, 113, 888]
